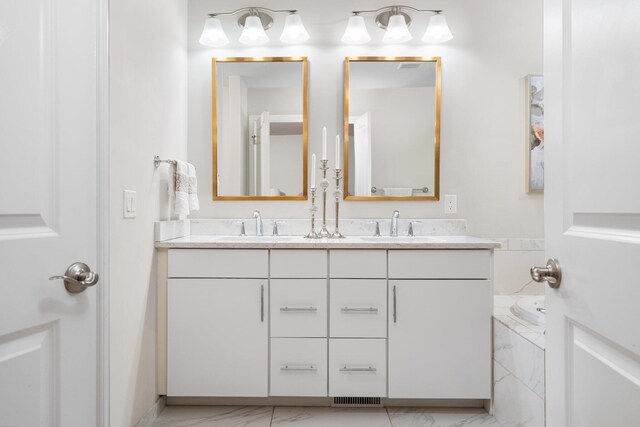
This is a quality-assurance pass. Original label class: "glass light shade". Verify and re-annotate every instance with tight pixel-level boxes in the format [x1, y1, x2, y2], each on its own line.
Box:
[422, 13, 453, 43]
[199, 17, 229, 47]
[239, 15, 269, 46]
[280, 13, 310, 44]
[383, 14, 412, 43]
[341, 15, 371, 44]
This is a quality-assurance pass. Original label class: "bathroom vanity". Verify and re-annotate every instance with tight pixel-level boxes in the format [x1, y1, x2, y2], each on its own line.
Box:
[156, 227, 498, 406]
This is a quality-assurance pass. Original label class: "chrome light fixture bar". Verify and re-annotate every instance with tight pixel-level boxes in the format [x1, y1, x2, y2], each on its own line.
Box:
[200, 7, 310, 47]
[342, 5, 453, 45]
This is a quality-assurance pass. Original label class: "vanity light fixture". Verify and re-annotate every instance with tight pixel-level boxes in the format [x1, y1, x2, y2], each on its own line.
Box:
[280, 12, 310, 43]
[422, 12, 454, 43]
[199, 16, 230, 47]
[342, 5, 453, 45]
[199, 8, 310, 47]
[341, 14, 372, 44]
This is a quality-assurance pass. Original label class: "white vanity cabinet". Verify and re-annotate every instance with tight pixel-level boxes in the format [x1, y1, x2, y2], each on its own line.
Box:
[163, 245, 494, 402]
[388, 250, 492, 399]
[167, 250, 269, 397]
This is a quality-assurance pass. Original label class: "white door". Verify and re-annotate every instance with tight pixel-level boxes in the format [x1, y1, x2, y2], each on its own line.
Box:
[259, 111, 271, 196]
[167, 279, 269, 397]
[353, 113, 372, 196]
[543, 0, 640, 425]
[0, 0, 101, 425]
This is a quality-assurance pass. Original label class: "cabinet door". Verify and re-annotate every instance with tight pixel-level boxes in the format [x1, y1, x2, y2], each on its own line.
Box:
[168, 278, 268, 396]
[388, 280, 491, 399]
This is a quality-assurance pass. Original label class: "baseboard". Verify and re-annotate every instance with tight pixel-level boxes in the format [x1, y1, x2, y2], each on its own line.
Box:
[135, 396, 166, 427]
[165, 396, 485, 408]
[166, 396, 332, 406]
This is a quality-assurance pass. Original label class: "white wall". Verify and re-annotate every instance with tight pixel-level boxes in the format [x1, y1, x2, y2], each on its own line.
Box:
[109, 0, 187, 425]
[187, 0, 543, 240]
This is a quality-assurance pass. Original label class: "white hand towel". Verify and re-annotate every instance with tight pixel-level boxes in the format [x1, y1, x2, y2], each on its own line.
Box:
[383, 187, 413, 197]
[187, 163, 199, 212]
[172, 161, 191, 216]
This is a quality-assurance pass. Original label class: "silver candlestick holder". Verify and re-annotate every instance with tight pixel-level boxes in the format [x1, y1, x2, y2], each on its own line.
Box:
[331, 168, 345, 238]
[318, 159, 331, 238]
[305, 187, 319, 239]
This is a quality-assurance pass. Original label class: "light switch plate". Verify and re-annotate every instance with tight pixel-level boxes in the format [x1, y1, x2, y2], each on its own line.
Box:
[123, 190, 137, 218]
[444, 194, 457, 214]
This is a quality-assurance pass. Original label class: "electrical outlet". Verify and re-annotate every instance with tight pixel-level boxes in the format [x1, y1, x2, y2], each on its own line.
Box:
[123, 190, 137, 218]
[444, 194, 457, 214]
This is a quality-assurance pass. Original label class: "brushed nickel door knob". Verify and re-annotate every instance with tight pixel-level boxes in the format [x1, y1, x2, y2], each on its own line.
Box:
[49, 262, 99, 294]
[530, 258, 562, 289]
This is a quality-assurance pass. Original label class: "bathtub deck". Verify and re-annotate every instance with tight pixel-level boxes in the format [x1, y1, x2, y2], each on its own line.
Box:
[493, 295, 545, 349]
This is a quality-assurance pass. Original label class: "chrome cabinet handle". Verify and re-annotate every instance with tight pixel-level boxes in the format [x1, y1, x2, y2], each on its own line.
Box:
[281, 364, 317, 371]
[393, 285, 397, 323]
[260, 285, 265, 322]
[340, 366, 377, 372]
[530, 258, 562, 289]
[49, 262, 99, 294]
[280, 306, 317, 312]
[341, 307, 378, 313]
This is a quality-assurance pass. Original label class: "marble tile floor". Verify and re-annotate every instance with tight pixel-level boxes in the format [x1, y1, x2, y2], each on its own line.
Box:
[151, 406, 503, 427]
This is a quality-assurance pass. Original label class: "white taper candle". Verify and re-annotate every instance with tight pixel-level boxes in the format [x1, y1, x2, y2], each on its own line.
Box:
[311, 153, 316, 188]
[322, 126, 327, 160]
[335, 134, 341, 167]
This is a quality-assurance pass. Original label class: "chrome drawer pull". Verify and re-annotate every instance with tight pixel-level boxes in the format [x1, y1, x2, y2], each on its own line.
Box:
[393, 285, 397, 323]
[341, 307, 378, 313]
[260, 285, 264, 322]
[281, 364, 317, 371]
[339, 366, 377, 372]
[280, 306, 318, 312]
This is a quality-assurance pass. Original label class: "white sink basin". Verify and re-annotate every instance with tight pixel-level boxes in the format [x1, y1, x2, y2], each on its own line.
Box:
[216, 236, 293, 242]
[358, 236, 444, 243]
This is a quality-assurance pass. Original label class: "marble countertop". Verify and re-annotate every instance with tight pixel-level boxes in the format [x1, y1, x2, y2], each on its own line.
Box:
[155, 234, 500, 249]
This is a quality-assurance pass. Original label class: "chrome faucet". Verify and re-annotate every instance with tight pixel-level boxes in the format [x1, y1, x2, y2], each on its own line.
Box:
[272, 221, 285, 237]
[390, 210, 400, 237]
[253, 210, 263, 236]
[407, 221, 421, 237]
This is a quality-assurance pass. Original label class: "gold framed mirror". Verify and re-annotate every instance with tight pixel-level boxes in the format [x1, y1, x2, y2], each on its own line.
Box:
[212, 57, 308, 200]
[343, 56, 441, 201]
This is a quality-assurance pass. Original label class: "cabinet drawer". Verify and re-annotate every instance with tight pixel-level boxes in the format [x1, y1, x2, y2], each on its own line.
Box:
[330, 280, 387, 338]
[271, 279, 327, 338]
[329, 339, 387, 397]
[168, 249, 268, 278]
[270, 338, 327, 397]
[330, 250, 386, 278]
[388, 250, 490, 279]
[271, 250, 327, 278]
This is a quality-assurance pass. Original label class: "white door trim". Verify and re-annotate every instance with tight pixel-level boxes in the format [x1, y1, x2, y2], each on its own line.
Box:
[97, 0, 110, 425]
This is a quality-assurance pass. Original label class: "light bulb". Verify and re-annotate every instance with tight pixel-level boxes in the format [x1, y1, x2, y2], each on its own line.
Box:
[341, 15, 371, 44]
[281, 13, 310, 44]
[422, 13, 453, 43]
[239, 15, 269, 46]
[199, 17, 229, 47]
[383, 14, 412, 44]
